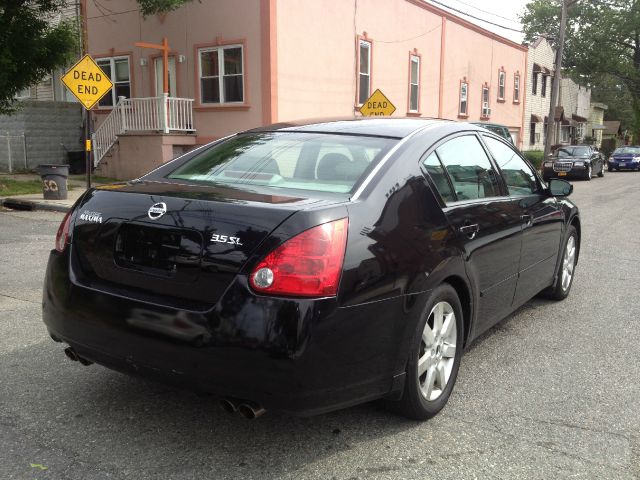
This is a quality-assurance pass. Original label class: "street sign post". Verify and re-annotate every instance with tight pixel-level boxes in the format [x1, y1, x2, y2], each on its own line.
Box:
[359, 89, 396, 117]
[61, 55, 113, 188]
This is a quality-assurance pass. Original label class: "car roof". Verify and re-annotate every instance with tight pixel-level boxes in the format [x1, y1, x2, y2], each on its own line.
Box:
[243, 117, 457, 139]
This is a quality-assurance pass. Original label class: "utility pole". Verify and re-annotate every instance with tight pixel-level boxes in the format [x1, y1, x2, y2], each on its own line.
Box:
[543, 0, 570, 160]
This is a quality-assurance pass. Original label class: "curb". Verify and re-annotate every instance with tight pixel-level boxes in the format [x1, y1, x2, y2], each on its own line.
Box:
[1, 197, 70, 213]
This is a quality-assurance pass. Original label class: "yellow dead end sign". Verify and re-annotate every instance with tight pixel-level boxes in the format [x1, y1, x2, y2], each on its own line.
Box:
[61, 55, 113, 110]
[359, 89, 396, 117]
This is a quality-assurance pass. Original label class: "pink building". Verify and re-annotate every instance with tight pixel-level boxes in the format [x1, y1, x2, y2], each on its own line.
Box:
[85, 0, 527, 179]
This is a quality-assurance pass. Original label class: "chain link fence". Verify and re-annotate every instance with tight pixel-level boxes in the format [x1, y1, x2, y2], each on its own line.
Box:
[0, 133, 28, 172]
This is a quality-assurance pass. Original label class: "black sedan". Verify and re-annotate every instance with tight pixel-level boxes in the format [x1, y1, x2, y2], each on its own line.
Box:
[542, 145, 605, 181]
[43, 119, 580, 420]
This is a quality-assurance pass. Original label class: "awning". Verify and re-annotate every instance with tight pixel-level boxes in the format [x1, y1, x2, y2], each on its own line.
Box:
[531, 114, 542, 123]
[542, 66, 552, 75]
[591, 124, 607, 130]
[533, 63, 542, 73]
[572, 114, 588, 123]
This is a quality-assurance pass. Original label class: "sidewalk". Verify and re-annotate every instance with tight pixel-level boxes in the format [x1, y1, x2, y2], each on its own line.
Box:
[1, 188, 86, 213]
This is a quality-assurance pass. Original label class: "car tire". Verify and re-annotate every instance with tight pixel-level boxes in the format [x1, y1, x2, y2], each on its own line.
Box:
[598, 163, 604, 177]
[545, 225, 578, 301]
[389, 283, 464, 421]
[584, 164, 592, 181]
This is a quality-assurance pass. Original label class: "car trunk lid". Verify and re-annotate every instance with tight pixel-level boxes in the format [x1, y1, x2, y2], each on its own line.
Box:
[71, 181, 339, 310]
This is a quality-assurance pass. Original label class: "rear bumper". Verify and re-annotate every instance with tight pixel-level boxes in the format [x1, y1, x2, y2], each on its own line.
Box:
[42, 249, 413, 416]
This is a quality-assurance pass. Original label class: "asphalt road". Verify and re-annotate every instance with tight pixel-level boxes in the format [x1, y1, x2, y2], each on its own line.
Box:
[1, 172, 639, 480]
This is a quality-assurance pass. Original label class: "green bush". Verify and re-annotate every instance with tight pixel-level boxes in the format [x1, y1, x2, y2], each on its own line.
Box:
[522, 150, 544, 170]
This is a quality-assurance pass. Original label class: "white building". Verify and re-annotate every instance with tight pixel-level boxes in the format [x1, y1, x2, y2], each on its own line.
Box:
[558, 77, 591, 145]
[523, 36, 555, 151]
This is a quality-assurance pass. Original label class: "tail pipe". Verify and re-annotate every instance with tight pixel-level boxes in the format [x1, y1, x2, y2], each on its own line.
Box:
[238, 401, 266, 420]
[63, 347, 93, 366]
[219, 397, 266, 419]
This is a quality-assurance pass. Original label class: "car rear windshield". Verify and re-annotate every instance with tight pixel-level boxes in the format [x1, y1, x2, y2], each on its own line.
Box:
[556, 146, 590, 157]
[613, 147, 640, 155]
[167, 132, 397, 194]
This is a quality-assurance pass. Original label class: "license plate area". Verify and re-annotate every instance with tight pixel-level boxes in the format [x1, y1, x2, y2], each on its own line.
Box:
[558, 172, 567, 176]
[114, 223, 200, 277]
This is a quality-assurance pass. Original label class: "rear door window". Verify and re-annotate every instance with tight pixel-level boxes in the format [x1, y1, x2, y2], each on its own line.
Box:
[435, 135, 502, 200]
[423, 152, 456, 203]
[167, 132, 397, 194]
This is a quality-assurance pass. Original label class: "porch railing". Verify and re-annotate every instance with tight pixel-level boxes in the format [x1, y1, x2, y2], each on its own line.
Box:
[92, 94, 195, 166]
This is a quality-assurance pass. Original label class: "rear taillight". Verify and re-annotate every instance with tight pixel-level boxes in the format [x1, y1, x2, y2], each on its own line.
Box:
[249, 218, 348, 297]
[55, 210, 72, 252]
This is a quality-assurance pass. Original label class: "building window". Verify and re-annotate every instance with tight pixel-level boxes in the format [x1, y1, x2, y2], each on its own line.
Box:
[97, 56, 131, 107]
[498, 70, 506, 101]
[459, 81, 468, 116]
[408, 54, 420, 112]
[358, 39, 371, 105]
[541, 75, 547, 98]
[561, 126, 570, 143]
[530, 122, 536, 145]
[532, 72, 538, 95]
[481, 85, 490, 118]
[513, 73, 520, 103]
[198, 45, 244, 104]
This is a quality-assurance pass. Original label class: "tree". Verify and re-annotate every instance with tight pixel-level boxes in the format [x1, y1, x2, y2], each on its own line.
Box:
[520, 0, 640, 142]
[0, 0, 78, 114]
[136, 0, 192, 16]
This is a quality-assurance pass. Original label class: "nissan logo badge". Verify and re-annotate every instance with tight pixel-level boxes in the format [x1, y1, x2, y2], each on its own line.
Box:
[148, 202, 167, 220]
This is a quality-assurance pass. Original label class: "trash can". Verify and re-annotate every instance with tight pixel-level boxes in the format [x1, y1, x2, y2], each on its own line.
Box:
[37, 164, 69, 200]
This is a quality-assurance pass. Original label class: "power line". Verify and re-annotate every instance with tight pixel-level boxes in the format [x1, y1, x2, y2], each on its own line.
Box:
[426, 0, 524, 33]
[445, 0, 522, 23]
[376, 23, 442, 44]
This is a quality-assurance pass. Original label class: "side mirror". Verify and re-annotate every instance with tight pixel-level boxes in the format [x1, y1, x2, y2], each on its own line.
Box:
[548, 178, 573, 197]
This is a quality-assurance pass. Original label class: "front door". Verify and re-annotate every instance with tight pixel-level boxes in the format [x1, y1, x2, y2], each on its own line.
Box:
[154, 56, 177, 97]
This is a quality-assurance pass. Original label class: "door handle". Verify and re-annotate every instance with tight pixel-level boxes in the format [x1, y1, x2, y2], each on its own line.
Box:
[521, 214, 533, 226]
[459, 223, 479, 239]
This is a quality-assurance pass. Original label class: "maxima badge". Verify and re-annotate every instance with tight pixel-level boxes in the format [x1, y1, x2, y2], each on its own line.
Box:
[148, 202, 167, 220]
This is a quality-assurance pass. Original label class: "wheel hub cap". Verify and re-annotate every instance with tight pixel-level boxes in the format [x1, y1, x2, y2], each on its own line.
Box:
[418, 301, 457, 401]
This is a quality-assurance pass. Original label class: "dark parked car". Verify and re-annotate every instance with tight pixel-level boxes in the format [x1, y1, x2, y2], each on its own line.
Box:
[608, 146, 640, 171]
[542, 145, 605, 181]
[43, 119, 580, 420]
[470, 122, 514, 145]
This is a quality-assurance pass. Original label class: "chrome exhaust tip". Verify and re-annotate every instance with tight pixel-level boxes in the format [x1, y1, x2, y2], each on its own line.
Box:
[63, 347, 93, 366]
[64, 347, 79, 362]
[219, 397, 240, 414]
[238, 402, 266, 420]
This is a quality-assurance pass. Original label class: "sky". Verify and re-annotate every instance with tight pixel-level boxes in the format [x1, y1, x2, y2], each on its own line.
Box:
[425, 0, 530, 44]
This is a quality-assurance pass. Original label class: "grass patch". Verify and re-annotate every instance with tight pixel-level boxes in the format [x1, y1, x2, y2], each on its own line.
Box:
[0, 179, 43, 196]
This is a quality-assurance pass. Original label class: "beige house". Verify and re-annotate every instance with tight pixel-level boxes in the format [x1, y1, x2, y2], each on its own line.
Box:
[84, 0, 529, 179]
[557, 77, 591, 145]
[588, 102, 608, 147]
[522, 36, 554, 152]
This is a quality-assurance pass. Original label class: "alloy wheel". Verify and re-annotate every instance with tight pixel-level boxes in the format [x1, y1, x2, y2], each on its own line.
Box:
[561, 235, 576, 291]
[418, 301, 457, 401]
